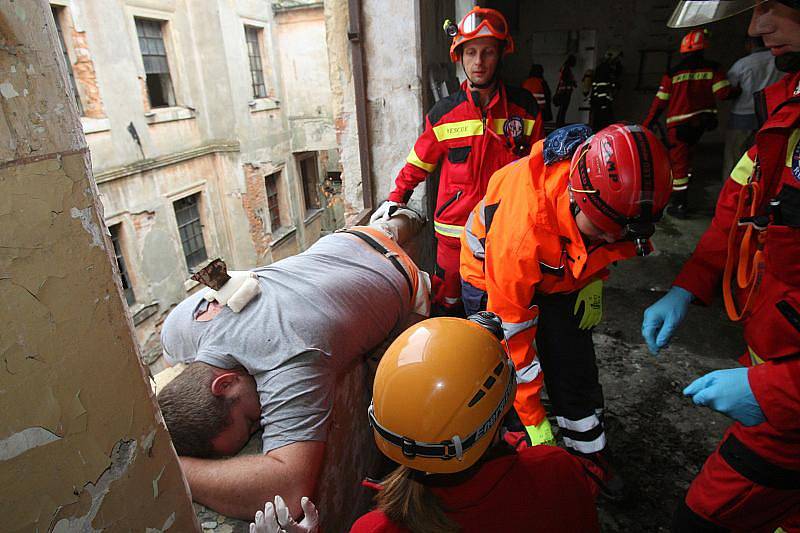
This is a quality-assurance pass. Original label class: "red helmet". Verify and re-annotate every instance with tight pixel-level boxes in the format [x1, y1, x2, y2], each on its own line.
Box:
[448, 7, 515, 63]
[680, 29, 708, 53]
[569, 123, 673, 255]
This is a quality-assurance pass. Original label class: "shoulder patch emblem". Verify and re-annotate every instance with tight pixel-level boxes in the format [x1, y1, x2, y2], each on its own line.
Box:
[792, 140, 800, 182]
[504, 116, 524, 142]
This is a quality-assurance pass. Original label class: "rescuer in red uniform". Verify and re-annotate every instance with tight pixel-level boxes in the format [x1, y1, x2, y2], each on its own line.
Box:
[371, 7, 543, 314]
[642, 1, 800, 530]
[643, 29, 733, 218]
[460, 123, 673, 499]
[351, 315, 599, 533]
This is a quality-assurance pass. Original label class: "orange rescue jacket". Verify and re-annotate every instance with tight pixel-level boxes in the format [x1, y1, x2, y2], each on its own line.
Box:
[460, 140, 638, 426]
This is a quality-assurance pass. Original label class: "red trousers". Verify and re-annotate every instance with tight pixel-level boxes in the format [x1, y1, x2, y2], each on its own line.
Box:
[432, 236, 462, 309]
[667, 126, 698, 193]
[677, 428, 800, 532]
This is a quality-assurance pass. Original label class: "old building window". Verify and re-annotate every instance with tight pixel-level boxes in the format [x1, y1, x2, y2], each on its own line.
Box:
[265, 171, 282, 231]
[136, 17, 176, 108]
[297, 153, 321, 214]
[245, 25, 268, 99]
[173, 193, 208, 272]
[109, 224, 135, 305]
[51, 6, 83, 115]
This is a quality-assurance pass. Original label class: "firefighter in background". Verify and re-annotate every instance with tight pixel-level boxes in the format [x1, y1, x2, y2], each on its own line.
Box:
[522, 63, 553, 122]
[460, 123, 673, 499]
[554, 54, 578, 126]
[371, 7, 543, 315]
[642, 1, 800, 530]
[643, 29, 732, 218]
[589, 48, 624, 131]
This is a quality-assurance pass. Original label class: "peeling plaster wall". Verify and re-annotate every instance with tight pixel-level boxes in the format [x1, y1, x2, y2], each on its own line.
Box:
[326, 0, 434, 219]
[0, 2, 198, 531]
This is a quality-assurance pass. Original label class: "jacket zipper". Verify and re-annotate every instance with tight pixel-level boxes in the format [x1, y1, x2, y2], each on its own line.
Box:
[436, 190, 462, 218]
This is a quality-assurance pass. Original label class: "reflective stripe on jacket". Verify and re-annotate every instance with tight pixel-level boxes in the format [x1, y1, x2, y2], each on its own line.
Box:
[460, 140, 637, 426]
[644, 54, 731, 127]
[388, 82, 543, 242]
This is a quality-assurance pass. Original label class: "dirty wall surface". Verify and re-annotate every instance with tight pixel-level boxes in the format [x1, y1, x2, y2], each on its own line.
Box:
[0, 2, 197, 531]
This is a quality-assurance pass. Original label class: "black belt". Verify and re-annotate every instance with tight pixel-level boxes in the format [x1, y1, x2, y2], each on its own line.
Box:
[339, 230, 413, 296]
[720, 434, 800, 490]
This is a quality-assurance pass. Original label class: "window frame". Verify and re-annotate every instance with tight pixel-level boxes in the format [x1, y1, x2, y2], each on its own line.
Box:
[296, 152, 322, 215]
[108, 223, 136, 305]
[244, 25, 268, 100]
[172, 193, 208, 273]
[135, 16, 177, 109]
[265, 171, 282, 232]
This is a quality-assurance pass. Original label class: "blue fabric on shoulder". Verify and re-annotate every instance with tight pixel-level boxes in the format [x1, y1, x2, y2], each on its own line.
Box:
[542, 124, 593, 166]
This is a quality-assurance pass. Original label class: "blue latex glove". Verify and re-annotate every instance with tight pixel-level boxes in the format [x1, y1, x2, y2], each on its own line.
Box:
[641, 286, 693, 354]
[683, 368, 766, 426]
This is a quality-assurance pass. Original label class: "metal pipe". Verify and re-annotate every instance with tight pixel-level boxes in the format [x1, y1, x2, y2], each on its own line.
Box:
[347, 0, 374, 215]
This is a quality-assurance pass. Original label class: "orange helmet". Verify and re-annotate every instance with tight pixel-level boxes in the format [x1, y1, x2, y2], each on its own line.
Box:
[447, 7, 515, 63]
[569, 123, 673, 256]
[369, 316, 516, 474]
[680, 29, 708, 53]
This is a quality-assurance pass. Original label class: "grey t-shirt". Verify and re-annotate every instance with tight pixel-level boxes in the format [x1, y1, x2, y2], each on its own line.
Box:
[161, 232, 411, 452]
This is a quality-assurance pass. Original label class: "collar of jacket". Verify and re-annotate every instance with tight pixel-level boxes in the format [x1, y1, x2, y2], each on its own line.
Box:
[463, 79, 505, 112]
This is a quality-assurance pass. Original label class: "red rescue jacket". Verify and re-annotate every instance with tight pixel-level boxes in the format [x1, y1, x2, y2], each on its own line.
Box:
[388, 82, 543, 243]
[644, 53, 732, 128]
[674, 71, 800, 468]
[349, 446, 599, 533]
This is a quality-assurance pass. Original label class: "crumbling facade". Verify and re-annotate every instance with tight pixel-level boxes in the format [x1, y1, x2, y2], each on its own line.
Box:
[1, 2, 199, 530]
[49, 0, 342, 369]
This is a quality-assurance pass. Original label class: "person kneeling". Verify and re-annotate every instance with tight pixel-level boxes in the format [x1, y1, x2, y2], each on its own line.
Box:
[350, 314, 599, 533]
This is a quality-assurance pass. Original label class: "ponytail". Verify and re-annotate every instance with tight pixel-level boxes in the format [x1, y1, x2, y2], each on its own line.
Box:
[376, 466, 460, 533]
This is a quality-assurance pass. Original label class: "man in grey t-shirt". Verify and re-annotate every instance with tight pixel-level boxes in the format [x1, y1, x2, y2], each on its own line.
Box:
[156, 214, 427, 520]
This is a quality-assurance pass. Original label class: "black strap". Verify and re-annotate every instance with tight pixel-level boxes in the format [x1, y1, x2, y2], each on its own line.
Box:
[719, 434, 800, 490]
[339, 230, 413, 296]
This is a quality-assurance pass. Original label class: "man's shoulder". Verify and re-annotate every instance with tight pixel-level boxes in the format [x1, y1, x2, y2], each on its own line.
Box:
[427, 90, 468, 126]
[504, 84, 539, 117]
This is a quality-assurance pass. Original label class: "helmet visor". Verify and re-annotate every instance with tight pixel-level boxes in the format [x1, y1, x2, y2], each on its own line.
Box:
[460, 9, 508, 37]
[667, 0, 767, 27]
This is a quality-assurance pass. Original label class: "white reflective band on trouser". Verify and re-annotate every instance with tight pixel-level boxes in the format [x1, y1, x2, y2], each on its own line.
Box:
[434, 221, 464, 238]
[444, 296, 460, 305]
[502, 318, 538, 340]
[515, 357, 542, 384]
[563, 433, 607, 454]
[557, 414, 601, 433]
[666, 108, 717, 124]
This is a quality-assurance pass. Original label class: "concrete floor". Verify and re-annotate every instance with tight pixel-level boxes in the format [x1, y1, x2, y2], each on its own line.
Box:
[195, 142, 741, 532]
[595, 142, 745, 531]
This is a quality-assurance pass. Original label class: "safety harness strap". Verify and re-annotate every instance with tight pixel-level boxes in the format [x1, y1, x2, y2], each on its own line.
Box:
[339, 230, 413, 296]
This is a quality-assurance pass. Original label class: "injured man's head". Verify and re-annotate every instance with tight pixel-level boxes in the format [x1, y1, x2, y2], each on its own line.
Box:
[157, 362, 261, 457]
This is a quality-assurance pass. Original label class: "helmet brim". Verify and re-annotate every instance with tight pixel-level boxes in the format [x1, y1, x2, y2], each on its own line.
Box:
[667, 0, 767, 27]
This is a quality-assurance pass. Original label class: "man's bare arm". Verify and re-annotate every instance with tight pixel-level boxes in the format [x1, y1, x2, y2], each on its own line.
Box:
[179, 441, 325, 521]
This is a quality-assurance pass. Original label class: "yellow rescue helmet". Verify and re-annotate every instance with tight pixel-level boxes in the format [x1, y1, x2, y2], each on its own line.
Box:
[369, 315, 516, 474]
